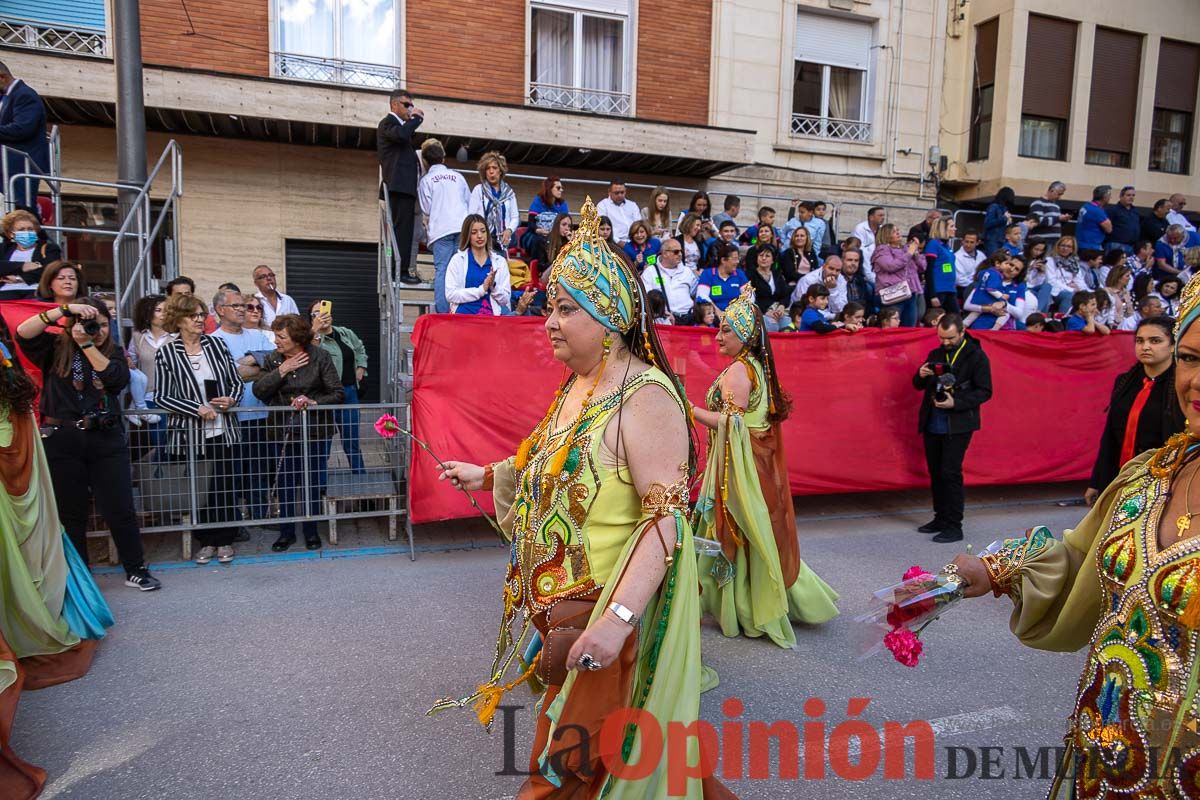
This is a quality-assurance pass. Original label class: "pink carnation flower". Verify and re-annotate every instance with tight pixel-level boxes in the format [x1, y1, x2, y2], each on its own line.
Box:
[884, 626, 924, 668]
[902, 565, 933, 581]
[374, 413, 401, 439]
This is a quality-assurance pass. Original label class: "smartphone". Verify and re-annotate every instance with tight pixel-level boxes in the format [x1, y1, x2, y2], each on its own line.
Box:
[204, 379, 219, 401]
[318, 300, 332, 317]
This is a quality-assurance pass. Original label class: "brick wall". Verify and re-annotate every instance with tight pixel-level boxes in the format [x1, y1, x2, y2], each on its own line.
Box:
[140, 0, 270, 78]
[636, 0, 711, 125]
[405, 0, 526, 104]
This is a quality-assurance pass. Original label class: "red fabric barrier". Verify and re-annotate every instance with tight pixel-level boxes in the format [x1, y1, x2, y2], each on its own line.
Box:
[415, 315, 1132, 523]
[0, 300, 55, 387]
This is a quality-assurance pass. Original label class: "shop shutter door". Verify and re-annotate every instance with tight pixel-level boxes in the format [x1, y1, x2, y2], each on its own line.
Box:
[283, 240, 382, 403]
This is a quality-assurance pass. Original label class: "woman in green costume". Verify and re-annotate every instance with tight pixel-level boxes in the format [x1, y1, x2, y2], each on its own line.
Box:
[949, 279, 1200, 799]
[689, 285, 838, 649]
[0, 338, 113, 799]
[435, 199, 734, 799]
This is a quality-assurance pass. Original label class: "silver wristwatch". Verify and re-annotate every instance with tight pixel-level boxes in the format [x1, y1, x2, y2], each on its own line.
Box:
[607, 601, 639, 626]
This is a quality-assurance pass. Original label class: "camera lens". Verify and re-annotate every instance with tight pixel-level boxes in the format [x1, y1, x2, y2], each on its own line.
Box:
[82, 319, 101, 336]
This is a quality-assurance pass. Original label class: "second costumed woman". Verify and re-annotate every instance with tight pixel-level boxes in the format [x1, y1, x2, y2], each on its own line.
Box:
[690, 285, 839, 648]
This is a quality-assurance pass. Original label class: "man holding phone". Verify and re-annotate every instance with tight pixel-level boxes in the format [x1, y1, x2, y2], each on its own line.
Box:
[911, 314, 992, 543]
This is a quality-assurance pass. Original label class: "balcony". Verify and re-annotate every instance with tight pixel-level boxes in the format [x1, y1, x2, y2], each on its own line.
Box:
[790, 113, 871, 143]
[528, 82, 631, 117]
[0, 17, 105, 57]
[273, 52, 401, 90]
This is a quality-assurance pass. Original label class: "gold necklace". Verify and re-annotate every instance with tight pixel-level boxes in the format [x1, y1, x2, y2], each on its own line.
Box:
[1175, 460, 1200, 539]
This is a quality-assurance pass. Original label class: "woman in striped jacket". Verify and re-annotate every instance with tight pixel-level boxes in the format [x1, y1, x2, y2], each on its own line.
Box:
[153, 293, 245, 565]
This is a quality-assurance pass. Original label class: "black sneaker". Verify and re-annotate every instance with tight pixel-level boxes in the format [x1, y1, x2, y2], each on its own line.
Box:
[932, 528, 964, 543]
[233, 527, 253, 543]
[917, 520, 944, 533]
[125, 567, 163, 591]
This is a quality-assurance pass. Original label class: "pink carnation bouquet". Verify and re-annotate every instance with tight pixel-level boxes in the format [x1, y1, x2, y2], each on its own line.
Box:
[852, 563, 966, 668]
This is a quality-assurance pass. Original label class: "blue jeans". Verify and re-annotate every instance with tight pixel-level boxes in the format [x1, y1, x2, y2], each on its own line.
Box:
[431, 233, 458, 314]
[332, 383, 366, 475]
[883, 294, 919, 327]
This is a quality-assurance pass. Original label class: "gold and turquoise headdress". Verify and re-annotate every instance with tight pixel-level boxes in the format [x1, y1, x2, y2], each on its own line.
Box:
[547, 198, 638, 333]
[1175, 277, 1200, 350]
[724, 284, 759, 344]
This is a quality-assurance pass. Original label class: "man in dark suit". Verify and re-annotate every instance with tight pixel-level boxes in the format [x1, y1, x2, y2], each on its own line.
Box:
[911, 314, 993, 543]
[0, 62, 49, 214]
[377, 88, 424, 285]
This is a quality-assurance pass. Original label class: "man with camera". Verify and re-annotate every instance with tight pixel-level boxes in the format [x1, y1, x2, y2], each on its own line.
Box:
[15, 298, 162, 590]
[911, 313, 992, 543]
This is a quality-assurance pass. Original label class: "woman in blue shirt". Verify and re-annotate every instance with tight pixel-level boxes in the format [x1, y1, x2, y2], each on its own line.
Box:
[445, 215, 511, 315]
[923, 216, 959, 313]
[982, 186, 1015, 256]
[519, 176, 568, 270]
[622, 220, 661, 269]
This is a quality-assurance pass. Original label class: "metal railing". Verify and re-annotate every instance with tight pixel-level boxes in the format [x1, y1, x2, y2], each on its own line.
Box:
[9, 140, 184, 329]
[86, 403, 413, 560]
[378, 182, 407, 402]
[1, 125, 62, 237]
[0, 16, 106, 57]
[528, 82, 632, 116]
[790, 114, 872, 143]
[273, 52, 401, 90]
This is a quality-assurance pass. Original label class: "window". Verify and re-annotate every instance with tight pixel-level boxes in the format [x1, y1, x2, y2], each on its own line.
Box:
[1084, 29, 1141, 169]
[791, 11, 873, 142]
[1150, 109, 1193, 174]
[1019, 117, 1066, 160]
[1019, 15, 1077, 161]
[1150, 40, 1199, 175]
[0, 0, 106, 56]
[274, 0, 400, 89]
[969, 19, 998, 161]
[528, 1, 631, 116]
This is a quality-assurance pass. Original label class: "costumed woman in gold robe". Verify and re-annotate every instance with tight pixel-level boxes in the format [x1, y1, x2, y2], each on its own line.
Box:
[0, 339, 114, 799]
[435, 199, 734, 799]
[689, 286, 838, 649]
[948, 277, 1200, 799]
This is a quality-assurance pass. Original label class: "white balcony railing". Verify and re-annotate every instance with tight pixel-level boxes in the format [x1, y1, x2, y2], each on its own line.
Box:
[273, 52, 401, 90]
[790, 113, 872, 143]
[0, 18, 106, 57]
[528, 82, 631, 117]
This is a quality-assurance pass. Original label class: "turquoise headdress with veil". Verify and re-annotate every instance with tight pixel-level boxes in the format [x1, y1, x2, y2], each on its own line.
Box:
[546, 198, 638, 333]
[1176, 278, 1200, 350]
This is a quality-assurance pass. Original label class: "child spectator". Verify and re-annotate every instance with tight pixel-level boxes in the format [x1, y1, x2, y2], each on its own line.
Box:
[1064, 291, 1111, 335]
[797, 284, 842, 333]
[922, 307, 946, 328]
[740, 207, 781, 246]
[1023, 240, 1051, 311]
[875, 307, 901, 328]
[1002, 224, 1024, 256]
[838, 302, 866, 332]
[1128, 240, 1155, 279]
[647, 290, 673, 326]
[1024, 312, 1047, 333]
[963, 251, 1011, 330]
[782, 301, 805, 332]
[1079, 249, 1105, 290]
[692, 300, 718, 328]
[643, 186, 672, 239]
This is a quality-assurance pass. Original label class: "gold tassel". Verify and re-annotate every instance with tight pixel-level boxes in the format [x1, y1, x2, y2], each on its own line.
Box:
[515, 435, 534, 472]
[548, 441, 570, 477]
[472, 654, 541, 728]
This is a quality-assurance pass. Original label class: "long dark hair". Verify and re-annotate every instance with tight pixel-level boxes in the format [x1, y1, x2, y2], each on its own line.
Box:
[537, 175, 561, 208]
[51, 296, 117, 378]
[458, 213, 499, 253]
[1107, 316, 1182, 430]
[994, 186, 1016, 209]
[740, 307, 792, 425]
[547, 213, 573, 265]
[0, 320, 36, 415]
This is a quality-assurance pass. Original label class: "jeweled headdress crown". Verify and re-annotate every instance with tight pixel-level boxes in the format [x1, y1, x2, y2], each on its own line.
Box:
[546, 198, 637, 333]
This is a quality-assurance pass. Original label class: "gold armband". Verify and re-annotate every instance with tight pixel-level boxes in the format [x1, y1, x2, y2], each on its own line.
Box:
[718, 399, 746, 416]
[641, 478, 689, 517]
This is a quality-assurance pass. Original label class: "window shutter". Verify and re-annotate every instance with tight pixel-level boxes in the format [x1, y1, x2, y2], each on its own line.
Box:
[795, 11, 873, 71]
[1155, 39, 1200, 113]
[975, 18, 999, 87]
[1021, 14, 1078, 120]
[1086, 28, 1142, 154]
[534, 0, 630, 15]
[3, 0, 105, 30]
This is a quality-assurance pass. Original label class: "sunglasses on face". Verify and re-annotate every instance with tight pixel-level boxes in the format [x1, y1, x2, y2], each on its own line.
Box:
[255, 272, 275, 280]
[245, 304, 261, 311]
[400, 101, 413, 109]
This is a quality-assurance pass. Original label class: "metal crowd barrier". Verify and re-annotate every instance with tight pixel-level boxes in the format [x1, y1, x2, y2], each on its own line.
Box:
[84, 402, 414, 561]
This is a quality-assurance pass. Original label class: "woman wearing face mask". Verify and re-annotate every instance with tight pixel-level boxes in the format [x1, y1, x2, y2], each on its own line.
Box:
[15, 297, 162, 591]
[945, 283, 1200, 799]
[688, 285, 838, 648]
[446, 214, 512, 315]
[436, 199, 734, 799]
[0, 210, 62, 299]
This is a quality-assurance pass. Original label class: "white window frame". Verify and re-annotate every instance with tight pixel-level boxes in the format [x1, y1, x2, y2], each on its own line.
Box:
[527, 0, 633, 116]
[788, 9, 874, 144]
[269, 0, 404, 89]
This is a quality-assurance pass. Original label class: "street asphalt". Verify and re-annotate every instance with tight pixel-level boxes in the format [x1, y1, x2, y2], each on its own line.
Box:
[13, 483, 1094, 799]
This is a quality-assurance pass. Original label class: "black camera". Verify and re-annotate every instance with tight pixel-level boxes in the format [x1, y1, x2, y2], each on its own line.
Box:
[81, 319, 102, 336]
[934, 373, 957, 403]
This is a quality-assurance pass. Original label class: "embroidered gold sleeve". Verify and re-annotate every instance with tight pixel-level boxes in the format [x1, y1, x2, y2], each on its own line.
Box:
[979, 527, 1054, 597]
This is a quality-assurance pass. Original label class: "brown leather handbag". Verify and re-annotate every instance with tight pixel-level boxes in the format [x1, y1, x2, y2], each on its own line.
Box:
[536, 599, 597, 686]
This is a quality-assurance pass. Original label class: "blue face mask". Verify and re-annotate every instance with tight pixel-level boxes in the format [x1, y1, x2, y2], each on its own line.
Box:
[13, 231, 38, 248]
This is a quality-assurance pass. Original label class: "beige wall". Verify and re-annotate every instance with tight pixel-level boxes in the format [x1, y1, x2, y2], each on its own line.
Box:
[709, 0, 947, 213]
[940, 0, 1200, 204]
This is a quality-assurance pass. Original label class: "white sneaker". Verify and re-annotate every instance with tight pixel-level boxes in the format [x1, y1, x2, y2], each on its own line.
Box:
[217, 546, 235, 564]
[140, 413, 162, 424]
[127, 415, 144, 427]
[195, 546, 215, 564]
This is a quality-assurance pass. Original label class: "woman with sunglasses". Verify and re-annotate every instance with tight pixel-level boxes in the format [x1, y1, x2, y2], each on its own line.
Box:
[243, 298, 276, 343]
[520, 175, 569, 270]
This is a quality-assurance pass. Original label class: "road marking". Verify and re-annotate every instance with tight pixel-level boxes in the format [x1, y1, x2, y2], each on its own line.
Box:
[43, 725, 159, 799]
[928, 705, 1029, 737]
